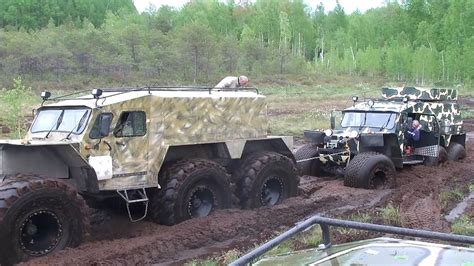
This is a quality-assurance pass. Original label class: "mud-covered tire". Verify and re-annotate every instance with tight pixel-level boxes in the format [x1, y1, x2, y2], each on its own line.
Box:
[0, 175, 89, 265]
[344, 152, 395, 189]
[424, 146, 448, 166]
[235, 152, 299, 209]
[294, 144, 322, 176]
[150, 159, 233, 225]
[447, 142, 466, 161]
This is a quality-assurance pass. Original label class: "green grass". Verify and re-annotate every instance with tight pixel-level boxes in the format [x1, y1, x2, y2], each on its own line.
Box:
[185, 249, 242, 266]
[469, 184, 474, 193]
[451, 216, 474, 236]
[268, 113, 330, 136]
[261, 85, 380, 136]
[337, 212, 372, 236]
[378, 203, 403, 226]
[440, 188, 466, 209]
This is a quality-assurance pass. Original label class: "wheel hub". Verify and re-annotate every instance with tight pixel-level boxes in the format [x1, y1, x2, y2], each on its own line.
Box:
[187, 186, 215, 218]
[261, 176, 283, 206]
[19, 210, 63, 256]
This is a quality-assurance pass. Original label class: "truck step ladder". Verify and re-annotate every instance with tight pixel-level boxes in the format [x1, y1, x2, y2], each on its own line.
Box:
[116, 188, 149, 222]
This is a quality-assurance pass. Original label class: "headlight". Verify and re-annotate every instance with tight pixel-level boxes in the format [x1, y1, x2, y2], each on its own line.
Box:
[349, 130, 359, 138]
[324, 129, 333, 137]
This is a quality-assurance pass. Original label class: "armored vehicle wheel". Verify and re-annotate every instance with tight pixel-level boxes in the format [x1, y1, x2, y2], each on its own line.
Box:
[424, 146, 448, 166]
[150, 159, 233, 225]
[447, 143, 466, 161]
[344, 152, 395, 189]
[0, 175, 89, 265]
[295, 144, 322, 176]
[236, 152, 299, 209]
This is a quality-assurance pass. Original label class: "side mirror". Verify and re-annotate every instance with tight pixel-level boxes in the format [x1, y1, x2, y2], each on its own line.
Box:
[330, 114, 336, 130]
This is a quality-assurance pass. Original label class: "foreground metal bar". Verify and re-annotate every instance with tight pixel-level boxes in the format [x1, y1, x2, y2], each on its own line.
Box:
[230, 215, 474, 266]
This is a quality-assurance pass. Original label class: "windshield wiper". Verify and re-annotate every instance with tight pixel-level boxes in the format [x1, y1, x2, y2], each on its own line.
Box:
[358, 113, 367, 131]
[64, 111, 89, 140]
[379, 113, 394, 131]
[45, 110, 65, 139]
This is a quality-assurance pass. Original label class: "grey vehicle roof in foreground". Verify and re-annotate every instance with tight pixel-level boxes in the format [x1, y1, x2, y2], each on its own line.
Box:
[255, 237, 474, 265]
[231, 215, 474, 266]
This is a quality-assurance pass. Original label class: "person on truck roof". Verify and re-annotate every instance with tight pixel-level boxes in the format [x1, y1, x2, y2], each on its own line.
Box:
[215, 75, 249, 88]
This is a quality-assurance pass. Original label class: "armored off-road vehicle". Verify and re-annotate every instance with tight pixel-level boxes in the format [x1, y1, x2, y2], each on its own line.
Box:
[296, 87, 466, 188]
[0, 87, 299, 264]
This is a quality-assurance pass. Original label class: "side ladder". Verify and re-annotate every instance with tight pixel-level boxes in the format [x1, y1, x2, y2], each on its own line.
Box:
[117, 188, 149, 222]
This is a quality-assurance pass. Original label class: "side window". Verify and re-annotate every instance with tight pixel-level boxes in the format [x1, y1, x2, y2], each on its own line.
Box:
[89, 113, 113, 139]
[114, 111, 146, 137]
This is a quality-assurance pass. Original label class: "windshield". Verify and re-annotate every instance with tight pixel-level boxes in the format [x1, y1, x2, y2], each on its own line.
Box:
[341, 112, 397, 129]
[31, 108, 91, 134]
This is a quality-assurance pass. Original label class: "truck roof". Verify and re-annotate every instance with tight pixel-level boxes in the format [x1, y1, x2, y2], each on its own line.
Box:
[44, 87, 264, 109]
[345, 100, 412, 112]
[382, 87, 458, 101]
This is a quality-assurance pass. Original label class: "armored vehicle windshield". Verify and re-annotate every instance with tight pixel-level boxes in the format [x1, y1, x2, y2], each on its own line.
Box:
[341, 111, 398, 130]
[31, 107, 91, 135]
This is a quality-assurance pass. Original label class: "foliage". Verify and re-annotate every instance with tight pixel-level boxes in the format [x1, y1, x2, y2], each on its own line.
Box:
[337, 211, 372, 236]
[0, 0, 136, 29]
[0, 0, 473, 87]
[378, 203, 403, 226]
[440, 187, 465, 209]
[451, 216, 474, 236]
[0, 77, 35, 138]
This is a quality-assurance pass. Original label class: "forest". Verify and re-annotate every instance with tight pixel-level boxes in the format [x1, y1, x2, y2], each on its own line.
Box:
[0, 0, 473, 88]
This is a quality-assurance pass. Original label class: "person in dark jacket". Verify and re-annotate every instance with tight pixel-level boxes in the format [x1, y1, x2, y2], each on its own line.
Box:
[404, 119, 422, 155]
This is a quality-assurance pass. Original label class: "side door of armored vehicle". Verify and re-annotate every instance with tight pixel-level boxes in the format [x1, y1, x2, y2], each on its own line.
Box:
[403, 113, 441, 161]
[88, 109, 150, 188]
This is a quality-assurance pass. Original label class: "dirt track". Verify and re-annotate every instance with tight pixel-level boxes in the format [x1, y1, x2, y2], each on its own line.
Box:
[27, 106, 474, 265]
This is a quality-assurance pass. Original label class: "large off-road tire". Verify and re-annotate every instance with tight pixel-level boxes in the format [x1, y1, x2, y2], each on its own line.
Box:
[447, 142, 466, 161]
[294, 144, 322, 176]
[0, 175, 89, 265]
[150, 159, 233, 225]
[235, 152, 299, 209]
[424, 146, 448, 166]
[344, 152, 396, 189]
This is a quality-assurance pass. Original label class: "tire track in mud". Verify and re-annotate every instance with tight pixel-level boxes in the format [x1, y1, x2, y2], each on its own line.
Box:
[27, 196, 343, 265]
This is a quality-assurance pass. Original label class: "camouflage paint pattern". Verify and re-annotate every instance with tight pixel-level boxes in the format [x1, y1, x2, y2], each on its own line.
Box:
[24, 89, 269, 191]
[382, 86, 458, 101]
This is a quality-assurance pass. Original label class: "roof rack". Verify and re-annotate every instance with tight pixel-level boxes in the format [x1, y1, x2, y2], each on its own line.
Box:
[45, 86, 260, 102]
[100, 86, 259, 94]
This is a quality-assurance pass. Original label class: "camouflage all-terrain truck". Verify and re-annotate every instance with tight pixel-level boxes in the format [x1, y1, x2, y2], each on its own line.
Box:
[0, 87, 299, 264]
[295, 87, 466, 188]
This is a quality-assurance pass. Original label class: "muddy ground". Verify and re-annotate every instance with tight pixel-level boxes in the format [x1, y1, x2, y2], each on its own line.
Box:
[27, 100, 474, 265]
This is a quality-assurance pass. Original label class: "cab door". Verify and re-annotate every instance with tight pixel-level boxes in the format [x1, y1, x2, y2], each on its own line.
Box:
[413, 114, 440, 157]
[109, 110, 149, 179]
